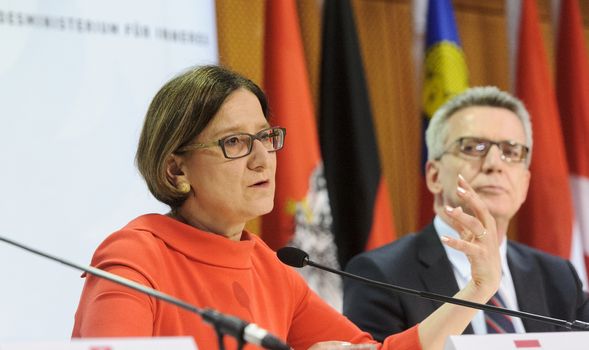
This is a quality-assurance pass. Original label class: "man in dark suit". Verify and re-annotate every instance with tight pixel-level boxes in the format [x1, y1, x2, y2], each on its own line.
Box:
[343, 87, 589, 340]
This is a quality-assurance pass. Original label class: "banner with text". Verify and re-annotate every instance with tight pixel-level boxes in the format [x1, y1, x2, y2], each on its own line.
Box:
[0, 0, 217, 340]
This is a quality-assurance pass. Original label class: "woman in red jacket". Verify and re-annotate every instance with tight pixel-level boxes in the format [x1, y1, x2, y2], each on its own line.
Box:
[72, 65, 500, 350]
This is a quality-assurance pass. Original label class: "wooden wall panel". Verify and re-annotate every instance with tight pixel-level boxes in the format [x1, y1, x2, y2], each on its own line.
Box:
[456, 3, 509, 89]
[352, 0, 420, 235]
[216, 0, 264, 84]
[297, 0, 322, 112]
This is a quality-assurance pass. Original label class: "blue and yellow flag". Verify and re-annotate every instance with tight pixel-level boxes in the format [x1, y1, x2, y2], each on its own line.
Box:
[418, 0, 469, 227]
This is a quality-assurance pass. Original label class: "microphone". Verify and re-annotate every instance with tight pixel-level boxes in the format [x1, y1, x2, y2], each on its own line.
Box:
[0, 234, 290, 350]
[277, 246, 589, 331]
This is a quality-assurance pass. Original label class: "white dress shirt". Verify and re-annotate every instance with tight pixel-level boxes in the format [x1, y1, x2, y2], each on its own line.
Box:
[433, 215, 526, 334]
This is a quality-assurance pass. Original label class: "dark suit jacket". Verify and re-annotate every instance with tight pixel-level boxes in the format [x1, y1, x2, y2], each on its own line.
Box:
[343, 224, 589, 341]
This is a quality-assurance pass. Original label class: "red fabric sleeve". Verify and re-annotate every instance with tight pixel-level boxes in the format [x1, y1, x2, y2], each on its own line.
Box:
[381, 325, 420, 350]
[72, 264, 156, 337]
[284, 264, 421, 350]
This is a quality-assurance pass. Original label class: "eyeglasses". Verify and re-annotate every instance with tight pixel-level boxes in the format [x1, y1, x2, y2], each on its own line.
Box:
[177, 126, 286, 159]
[437, 137, 529, 163]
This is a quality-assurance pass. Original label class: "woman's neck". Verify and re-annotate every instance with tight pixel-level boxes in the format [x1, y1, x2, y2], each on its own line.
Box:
[168, 208, 245, 241]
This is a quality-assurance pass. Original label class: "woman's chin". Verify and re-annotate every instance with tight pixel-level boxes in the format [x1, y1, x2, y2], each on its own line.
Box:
[244, 201, 275, 220]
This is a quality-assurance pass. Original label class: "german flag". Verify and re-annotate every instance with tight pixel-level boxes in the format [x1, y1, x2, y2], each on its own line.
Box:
[319, 0, 396, 268]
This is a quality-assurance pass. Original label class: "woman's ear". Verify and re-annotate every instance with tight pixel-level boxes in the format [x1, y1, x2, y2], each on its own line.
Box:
[166, 154, 191, 193]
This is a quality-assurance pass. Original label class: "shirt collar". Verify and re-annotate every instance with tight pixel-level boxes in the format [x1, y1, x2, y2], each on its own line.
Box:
[126, 213, 257, 269]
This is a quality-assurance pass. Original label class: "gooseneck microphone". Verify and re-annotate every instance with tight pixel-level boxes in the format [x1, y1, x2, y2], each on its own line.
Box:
[277, 246, 589, 331]
[0, 234, 290, 350]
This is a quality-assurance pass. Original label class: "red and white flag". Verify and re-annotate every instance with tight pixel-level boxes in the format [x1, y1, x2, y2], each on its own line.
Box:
[508, 0, 586, 284]
[555, 0, 589, 284]
[263, 0, 342, 309]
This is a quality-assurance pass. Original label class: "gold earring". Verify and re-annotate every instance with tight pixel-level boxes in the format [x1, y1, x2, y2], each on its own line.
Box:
[177, 182, 191, 194]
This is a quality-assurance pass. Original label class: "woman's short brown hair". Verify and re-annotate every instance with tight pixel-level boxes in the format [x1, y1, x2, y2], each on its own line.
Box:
[135, 65, 269, 208]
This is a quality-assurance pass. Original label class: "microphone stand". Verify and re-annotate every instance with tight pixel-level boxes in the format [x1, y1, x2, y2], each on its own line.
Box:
[279, 247, 589, 331]
[0, 234, 290, 350]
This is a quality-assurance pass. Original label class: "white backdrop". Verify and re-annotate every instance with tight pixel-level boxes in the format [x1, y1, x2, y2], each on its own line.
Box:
[0, 0, 218, 340]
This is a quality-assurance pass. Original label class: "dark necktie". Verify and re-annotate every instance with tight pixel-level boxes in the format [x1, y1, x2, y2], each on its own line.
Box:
[485, 292, 516, 333]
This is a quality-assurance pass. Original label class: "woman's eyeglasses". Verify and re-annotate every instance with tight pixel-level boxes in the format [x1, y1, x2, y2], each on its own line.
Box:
[177, 127, 286, 159]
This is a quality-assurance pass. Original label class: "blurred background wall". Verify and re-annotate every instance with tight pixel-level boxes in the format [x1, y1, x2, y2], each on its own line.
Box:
[216, 0, 589, 237]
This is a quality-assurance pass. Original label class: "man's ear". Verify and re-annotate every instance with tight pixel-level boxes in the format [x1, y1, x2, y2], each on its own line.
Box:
[425, 160, 443, 195]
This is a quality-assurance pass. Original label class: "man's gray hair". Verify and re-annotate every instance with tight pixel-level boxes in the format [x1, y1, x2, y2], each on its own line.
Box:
[425, 86, 533, 167]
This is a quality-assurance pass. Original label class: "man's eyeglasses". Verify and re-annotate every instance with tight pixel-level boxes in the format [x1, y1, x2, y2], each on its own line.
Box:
[177, 126, 286, 159]
[437, 137, 529, 163]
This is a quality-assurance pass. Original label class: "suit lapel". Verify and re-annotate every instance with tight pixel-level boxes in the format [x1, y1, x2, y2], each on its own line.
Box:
[507, 242, 554, 332]
[417, 225, 475, 334]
